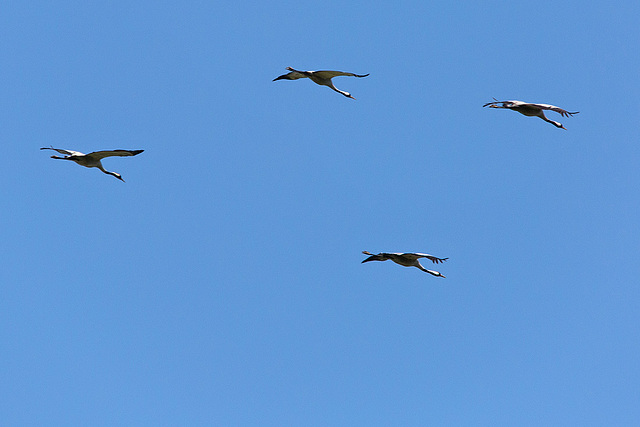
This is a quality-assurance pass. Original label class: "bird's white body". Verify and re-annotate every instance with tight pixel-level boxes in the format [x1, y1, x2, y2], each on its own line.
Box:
[361, 251, 448, 277]
[483, 99, 579, 129]
[273, 67, 369, 99]
[41, 147, 144, 181]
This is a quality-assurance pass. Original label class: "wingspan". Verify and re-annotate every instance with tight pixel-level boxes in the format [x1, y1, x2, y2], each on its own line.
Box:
[526, 103, 579, 117]
[313, 70, 369, 79]
[87, 149, 144, 160]
[361, 251, 387, 263]
[273, 67, 307, 81]
[411, 253, 449, 264]
[40, 146, 84, 156]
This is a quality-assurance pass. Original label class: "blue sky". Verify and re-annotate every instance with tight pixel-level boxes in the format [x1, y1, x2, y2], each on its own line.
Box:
[2, 1, 639, 425]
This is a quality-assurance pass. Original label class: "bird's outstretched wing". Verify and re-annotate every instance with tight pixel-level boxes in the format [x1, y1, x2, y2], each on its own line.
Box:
[87, 149, 144, 160]
[273, 67, 307, 81]
[526, 103, 579, 117]
[362, 251, 385, 263]
[411, 253, 449, 264]
[313, 70, 369, 79]
[40, 146, 84, 156]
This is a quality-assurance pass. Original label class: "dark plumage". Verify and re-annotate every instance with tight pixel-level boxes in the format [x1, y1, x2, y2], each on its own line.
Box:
[273, 67, 369, 99]
[361, 251, 448, 277]
[483, 99, 579, 129]
[41, 146, 144, 181]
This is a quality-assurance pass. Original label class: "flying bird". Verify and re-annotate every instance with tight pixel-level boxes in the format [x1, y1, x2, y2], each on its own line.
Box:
[41, 146, 144, 181]
[361, 251, 448, 278]
[483, 99, 579, 129]
[273, 67, 369, 99]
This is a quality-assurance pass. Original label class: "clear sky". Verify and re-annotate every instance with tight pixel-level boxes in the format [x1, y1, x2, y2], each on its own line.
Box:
[2, 1, 639, 425]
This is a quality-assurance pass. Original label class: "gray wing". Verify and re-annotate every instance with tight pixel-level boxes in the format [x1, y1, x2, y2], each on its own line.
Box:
[526, 103, 579, 117]
[361, 251, 387, 262]
[86, 149, 144, 160]
[410, 253, 449, 264]
[313, 70, 369, 79]
[273, 67, 308, 80]
[40, 146, 85, 156]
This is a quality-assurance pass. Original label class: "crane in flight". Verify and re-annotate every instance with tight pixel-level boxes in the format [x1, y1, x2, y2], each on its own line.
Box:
[483, 99, 579, 129]
[361, 251, 448, 277]
[273, 67, 369, 99]
[41, 146, 144, 181]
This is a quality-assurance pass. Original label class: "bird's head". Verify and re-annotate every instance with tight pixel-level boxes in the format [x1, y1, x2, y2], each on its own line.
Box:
[112, 172, 125, 182]
[345, 92, 355, 99]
